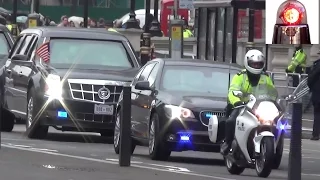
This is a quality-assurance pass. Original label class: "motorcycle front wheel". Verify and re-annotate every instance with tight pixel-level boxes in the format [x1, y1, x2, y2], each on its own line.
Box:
[224, 157, 245, 175]
[273, 133, 284, 169]
[255, 137, 274, 178]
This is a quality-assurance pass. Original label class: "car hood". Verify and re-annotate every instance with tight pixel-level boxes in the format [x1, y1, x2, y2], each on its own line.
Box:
[158, 91, 228, 110]
[49, 67, 140, 82]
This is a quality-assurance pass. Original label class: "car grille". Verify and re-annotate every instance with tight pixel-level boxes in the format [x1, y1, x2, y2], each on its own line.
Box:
[199, 111, 226, 126]
[67, 79, 128, 104]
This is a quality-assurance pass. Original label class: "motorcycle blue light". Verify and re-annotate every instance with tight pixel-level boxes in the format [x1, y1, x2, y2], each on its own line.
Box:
[57, 110, 67, 118]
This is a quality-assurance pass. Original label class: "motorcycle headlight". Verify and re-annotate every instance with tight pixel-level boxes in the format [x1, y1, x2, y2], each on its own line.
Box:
[255, 101, 279, 125]
[164, 105, 195, 120]
[45, 74, 62, 100]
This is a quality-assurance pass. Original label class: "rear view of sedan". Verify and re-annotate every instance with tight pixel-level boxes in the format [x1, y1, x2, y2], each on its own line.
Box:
[114, 58, 242, 160]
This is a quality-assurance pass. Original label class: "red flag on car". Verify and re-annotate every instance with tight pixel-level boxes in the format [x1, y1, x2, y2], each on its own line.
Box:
[36, 42, 50, 62]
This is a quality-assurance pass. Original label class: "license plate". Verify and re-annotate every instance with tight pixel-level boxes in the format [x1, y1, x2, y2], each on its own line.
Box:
[94, 104, 114, 115]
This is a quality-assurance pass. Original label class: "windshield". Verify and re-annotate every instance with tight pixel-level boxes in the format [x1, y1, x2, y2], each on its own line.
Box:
[251, 83, 278, 101]
[0, 33, 9, 55]
[49, 39, 132, 69]
[160, 65, 238, 96]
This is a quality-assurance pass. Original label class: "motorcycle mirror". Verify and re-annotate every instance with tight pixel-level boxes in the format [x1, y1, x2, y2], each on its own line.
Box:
[232, 91, 243, 97]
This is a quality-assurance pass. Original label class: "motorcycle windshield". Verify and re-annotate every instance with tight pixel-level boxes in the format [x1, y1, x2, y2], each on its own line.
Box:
[251, 84, 278, 102]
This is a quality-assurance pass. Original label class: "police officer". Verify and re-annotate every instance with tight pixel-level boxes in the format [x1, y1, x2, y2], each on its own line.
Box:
[307, 58, 320, 140]
[286, 44, 307, 87]
[221, 49, 275, 155]
[183, 21, 193, 38]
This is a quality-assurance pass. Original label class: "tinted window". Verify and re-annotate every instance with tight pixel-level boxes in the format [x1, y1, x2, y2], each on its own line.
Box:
[0, 33, 9, 55]
[161, 65, 237, 96]
[49, 39, 132, 69]
[138, 63, 156, 81]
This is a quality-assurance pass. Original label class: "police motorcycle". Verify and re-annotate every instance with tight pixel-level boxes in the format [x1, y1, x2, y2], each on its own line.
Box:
[208, 84, 287, 178]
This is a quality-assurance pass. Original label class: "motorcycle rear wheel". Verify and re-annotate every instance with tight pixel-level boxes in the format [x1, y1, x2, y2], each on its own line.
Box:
[224, 157, 245, 175]
[255, 137, 274, 177]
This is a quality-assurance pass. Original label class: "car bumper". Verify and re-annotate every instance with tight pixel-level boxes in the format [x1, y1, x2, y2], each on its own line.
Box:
[39, 97, 115, 132]
[160, 115, 226, 152]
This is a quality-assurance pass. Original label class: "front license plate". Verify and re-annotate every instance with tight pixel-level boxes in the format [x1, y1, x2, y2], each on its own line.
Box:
[94, 104, 114, 115]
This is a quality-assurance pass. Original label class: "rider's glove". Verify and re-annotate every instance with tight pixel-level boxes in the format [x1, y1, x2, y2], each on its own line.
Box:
[234, 101, 244, 107]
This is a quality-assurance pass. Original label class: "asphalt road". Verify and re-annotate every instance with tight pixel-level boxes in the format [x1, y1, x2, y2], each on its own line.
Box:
[1, 125, 320, 180]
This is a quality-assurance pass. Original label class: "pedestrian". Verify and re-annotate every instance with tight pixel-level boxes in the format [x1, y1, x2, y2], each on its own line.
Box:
[307, 58, 320, 140]
[69, 21, 75, 27]
[57, 15, 69, 27]
[98, 18, 105, 28]
[90, 19, 97, 28]
[285, 44, 307, 87]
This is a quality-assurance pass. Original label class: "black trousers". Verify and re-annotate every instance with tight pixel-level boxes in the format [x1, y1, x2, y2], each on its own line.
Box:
[312, 103, 320, 137]
[225, 108, 240, 144]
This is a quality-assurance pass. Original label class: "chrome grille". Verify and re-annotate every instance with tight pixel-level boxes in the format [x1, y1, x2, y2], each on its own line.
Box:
[68, 79, 129, 104]
[199, 111, 226, 126]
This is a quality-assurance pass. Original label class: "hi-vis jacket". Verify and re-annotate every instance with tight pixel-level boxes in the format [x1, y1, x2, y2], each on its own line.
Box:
[287, 49, 307, 73]
[228, 69, 274, 106]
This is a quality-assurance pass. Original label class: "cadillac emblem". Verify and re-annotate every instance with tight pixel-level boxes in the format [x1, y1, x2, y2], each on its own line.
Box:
[97, 86, 111, 100]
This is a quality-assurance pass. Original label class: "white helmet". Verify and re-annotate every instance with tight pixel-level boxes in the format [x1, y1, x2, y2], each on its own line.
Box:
[244, 49, 265, 74]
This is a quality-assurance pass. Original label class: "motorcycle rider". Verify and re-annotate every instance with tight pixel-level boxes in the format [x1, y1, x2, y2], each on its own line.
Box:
[221, 49, 275, 155]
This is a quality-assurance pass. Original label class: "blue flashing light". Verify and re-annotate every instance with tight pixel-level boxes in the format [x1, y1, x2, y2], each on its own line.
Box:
[57, 110, 67, 118]
[180, 135, 190, 141]
[178, 133, 191, 143]
[205, 113, 213, 118]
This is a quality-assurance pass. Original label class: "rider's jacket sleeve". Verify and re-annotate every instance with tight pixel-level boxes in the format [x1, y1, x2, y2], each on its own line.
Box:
[228, 73, 243, 106]
[287, 50, 307, 73]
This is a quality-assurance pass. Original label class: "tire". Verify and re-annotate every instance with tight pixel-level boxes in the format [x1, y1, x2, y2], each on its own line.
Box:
[255, 137, 274, 178]
[1, 108, 15, 132]
[148, 113, 171, 160]
[25, 87, 48, 139]
[224, 157, 245, 175]
[113, 110, 135, 154]
[273, 134, 284, 169]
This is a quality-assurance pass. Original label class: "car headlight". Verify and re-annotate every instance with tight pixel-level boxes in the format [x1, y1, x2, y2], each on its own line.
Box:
[255, 101, 279, 125]
[164, 105, 195, 120]
[45, 74, 62, 100]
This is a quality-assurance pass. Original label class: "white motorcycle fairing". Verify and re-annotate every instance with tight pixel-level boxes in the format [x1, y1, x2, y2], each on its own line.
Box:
[253, 131, 275, 153]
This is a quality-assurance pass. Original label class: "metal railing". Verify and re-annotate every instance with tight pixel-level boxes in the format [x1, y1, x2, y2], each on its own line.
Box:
[266, 71, 311, 122]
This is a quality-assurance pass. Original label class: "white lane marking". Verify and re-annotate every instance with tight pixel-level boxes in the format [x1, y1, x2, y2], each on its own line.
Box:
[148, 164, 191, 172]
[2, 144, 235, 180]
[302, 119, 314, 122]
[302, 173, 320, 177]
[12, 144, 32, 148]
[3, 143, 58, 152]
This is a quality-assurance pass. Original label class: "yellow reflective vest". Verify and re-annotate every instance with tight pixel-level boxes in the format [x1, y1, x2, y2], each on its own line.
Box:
[287, 49, 307, 73]
[108, 28, 118, 32]
[183, 29, 193, 38]
[228, 70, 275, 105]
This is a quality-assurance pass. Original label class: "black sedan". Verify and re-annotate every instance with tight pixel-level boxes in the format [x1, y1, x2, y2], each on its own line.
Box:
[114, 59, 242, 160]
[0, 27, 140, 137]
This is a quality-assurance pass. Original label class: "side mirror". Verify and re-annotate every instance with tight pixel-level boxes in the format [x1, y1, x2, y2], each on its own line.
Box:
[11, 54, 28, 61]
[135, 81, 152, 90]
[232, 91, 243, 97]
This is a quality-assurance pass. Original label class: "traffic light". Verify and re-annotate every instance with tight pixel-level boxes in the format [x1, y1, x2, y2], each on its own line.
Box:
[272, 0, 310, 44]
